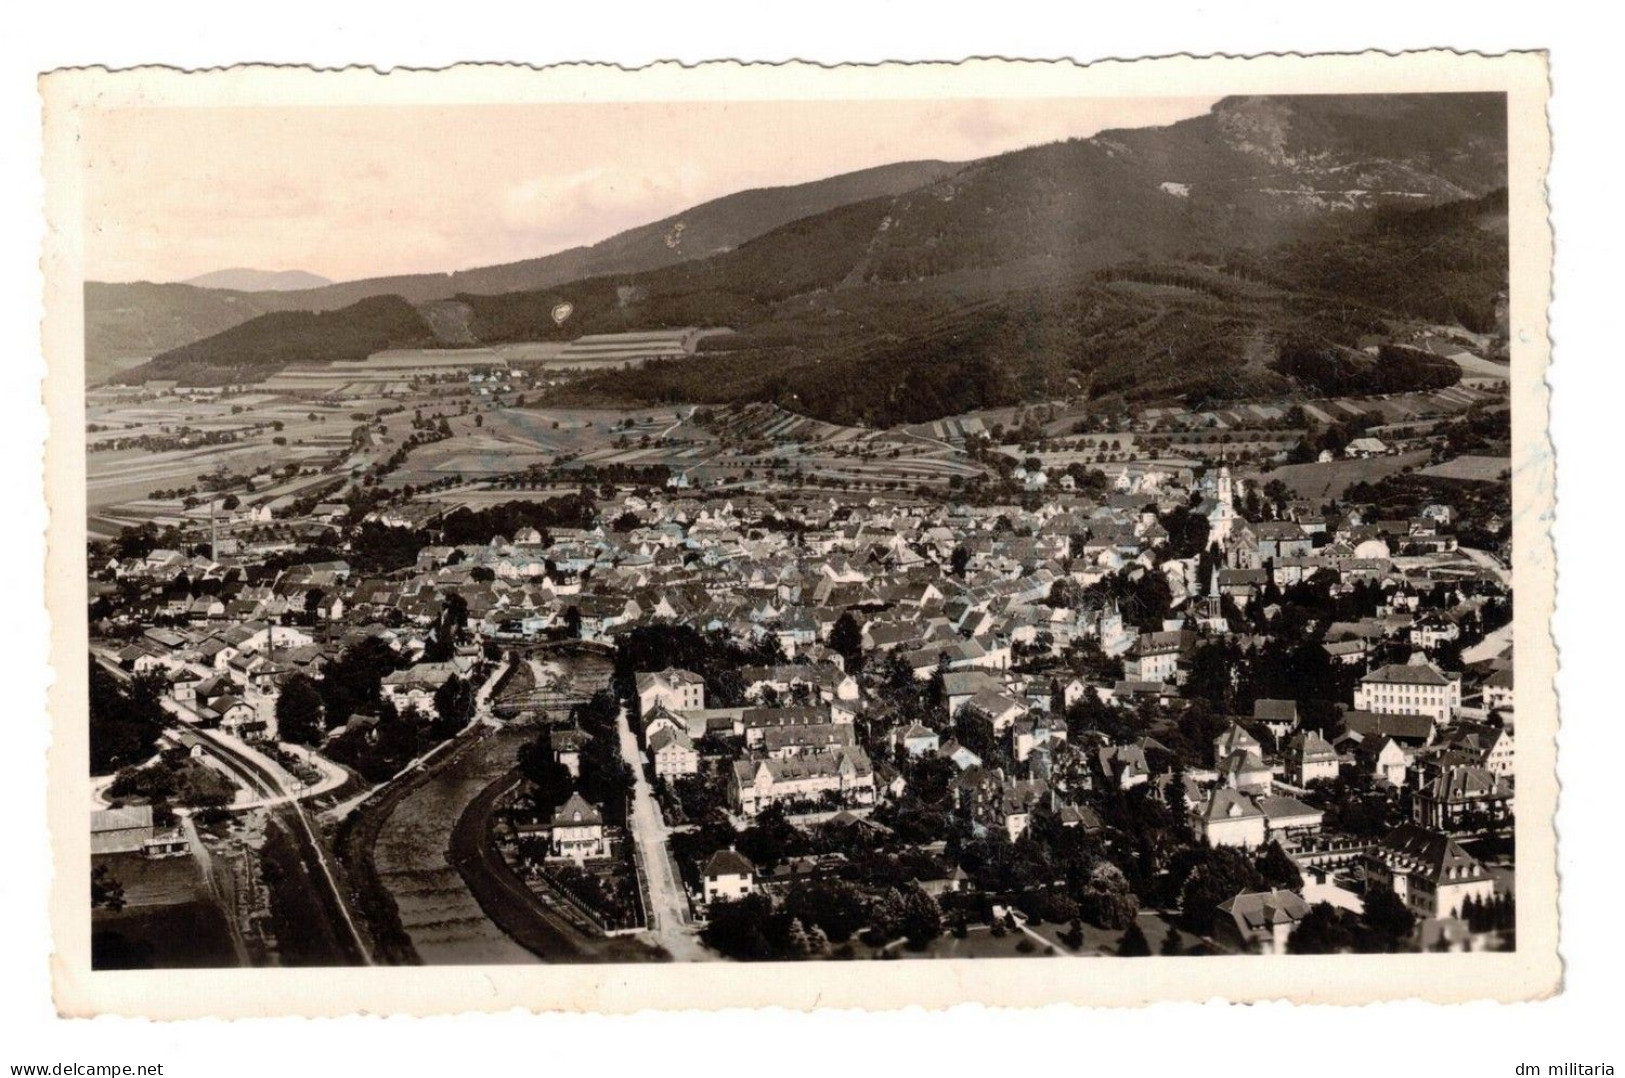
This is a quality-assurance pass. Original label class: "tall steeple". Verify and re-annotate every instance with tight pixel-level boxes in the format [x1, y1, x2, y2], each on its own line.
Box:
[1207, 465, 1238, 548]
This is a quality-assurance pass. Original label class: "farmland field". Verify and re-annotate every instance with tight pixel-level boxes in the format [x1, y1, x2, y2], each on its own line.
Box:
[84, 390, 376, 528]
[380, 404, 700, 490]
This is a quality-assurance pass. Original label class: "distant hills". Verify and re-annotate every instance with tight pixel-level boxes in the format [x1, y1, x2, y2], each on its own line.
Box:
[86, 158, 960, 381]
[183, 268, 334, 292]
[131, 295, 435, 386]
[110, 94, 1511, 423]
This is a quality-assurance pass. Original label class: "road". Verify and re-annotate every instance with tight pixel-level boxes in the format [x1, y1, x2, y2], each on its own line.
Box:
[1464, 620, 1515, 664]
[1458, 547, 1513, 664]
[1461, 545, 1511, 587]
[180, 811, 252, 967]
[325, 658, 510, 821]
[613, 703, 708, 960]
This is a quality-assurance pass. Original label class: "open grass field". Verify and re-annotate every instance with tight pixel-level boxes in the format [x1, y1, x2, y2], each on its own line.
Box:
[1446, 352, 1511, 381]
[1419, 455, 1511, 483]
[90, 851, 238, 969]
[1264, 449, 1432, 502]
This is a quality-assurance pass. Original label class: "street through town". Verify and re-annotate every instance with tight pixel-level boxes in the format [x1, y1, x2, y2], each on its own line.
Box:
[614, 704, 708, 961]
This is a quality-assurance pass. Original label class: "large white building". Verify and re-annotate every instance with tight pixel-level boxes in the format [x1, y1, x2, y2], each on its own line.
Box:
[1354, 661, 1462, 725]
[729, 745, 875, 816]
[635, 667, 706, 716]
[1366, 824, 1496, 920]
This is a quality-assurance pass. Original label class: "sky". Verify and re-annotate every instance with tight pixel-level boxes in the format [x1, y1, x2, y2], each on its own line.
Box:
[81, 96, 1218, 284]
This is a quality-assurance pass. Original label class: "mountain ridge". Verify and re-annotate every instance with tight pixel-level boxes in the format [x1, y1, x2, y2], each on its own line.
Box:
[85, 158, 961, 381]
[182, 268, 334, 292]
[116, 94, 1510, 423]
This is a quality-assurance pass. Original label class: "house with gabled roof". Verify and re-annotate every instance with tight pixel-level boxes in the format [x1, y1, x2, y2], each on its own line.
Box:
[1191, 788, 1267, 849]
[702, 849, 756, 905]
[1284, 730, 1340, 786]
[548, 793, 607, 862]
[1213, 722, 1262, 767]
[635, 666, 706, 715]
[1218, 888, 1311, 954]
[1218, 749, 1273, 794]
[649, 728, 700, 778]
[1410, 762, 1513, 833]
[895, 722, 940, 758]
[1252, 699, 1299, 742]
[1366, 824, 1496, 920]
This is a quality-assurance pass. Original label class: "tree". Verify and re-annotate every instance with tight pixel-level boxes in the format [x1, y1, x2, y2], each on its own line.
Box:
[899, 886, 944, 950]
[517, 738, 575, 809]
[702, 895, 776, 960]
[1287, 903, 1361, 954]
[1078, 861, 1140, 930]
[949, 544, 971, 578]
[866, 889, 909, 946]
[1117, 919, 1152, 957]
[736, 803, 806, 869]
[1160, 925, 1185, 956]
[432, 673, 474, 734]
[1175, 846, 1263, 935]
[91, 863, 126, 912]
[783, 881, 870, 944]
[1256, 841, 1304, 891]
[88, 662, 166, 776]
[1360, 886, 1417, 950]
[275, 673, 326, 745]
[830, 611, 864, 671]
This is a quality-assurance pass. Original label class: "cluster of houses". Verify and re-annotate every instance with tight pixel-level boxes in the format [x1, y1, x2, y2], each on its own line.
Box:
[91, 443, 1515, 955]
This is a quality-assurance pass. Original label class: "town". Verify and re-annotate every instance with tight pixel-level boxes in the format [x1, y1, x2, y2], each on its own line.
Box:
[85, 330, 1516, 966]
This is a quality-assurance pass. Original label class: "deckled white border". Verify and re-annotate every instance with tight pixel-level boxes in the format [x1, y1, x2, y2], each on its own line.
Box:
[41, 51, 1556, 1017]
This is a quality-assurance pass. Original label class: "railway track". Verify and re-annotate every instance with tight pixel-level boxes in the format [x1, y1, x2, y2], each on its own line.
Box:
[196, 730, 374, 966]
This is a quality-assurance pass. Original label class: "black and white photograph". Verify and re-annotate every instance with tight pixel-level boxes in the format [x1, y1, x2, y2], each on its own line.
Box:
[36, 50, 1558, 1017]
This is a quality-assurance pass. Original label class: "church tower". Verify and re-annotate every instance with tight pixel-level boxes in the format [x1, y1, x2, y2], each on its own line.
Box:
[1207, 465, 1238, 547]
